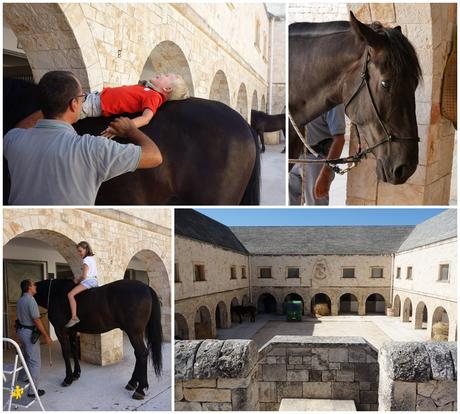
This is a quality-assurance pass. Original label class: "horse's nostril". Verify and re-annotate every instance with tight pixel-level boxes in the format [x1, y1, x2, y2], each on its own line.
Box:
[393, 165, 407, 181]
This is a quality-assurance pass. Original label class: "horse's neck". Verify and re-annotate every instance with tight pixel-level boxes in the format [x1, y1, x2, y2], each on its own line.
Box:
[290, 30, 364, 123]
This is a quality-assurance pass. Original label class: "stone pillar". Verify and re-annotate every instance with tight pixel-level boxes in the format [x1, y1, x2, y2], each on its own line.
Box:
[175, 339, 259, 411]
[358, 300, 366, 316]
[80, 330, 123, 365]
[378, 342, 457, 411]
[330, 302, 339, 316]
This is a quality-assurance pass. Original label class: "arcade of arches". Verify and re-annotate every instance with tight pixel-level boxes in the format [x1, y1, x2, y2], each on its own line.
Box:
[3, 208, 172, 365]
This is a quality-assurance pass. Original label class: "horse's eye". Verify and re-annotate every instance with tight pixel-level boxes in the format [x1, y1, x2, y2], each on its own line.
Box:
[381, 80, 391, 89]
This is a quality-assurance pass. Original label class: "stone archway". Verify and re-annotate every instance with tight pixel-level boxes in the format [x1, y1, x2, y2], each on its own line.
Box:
[122, 249, 171, 341]
[339, 293, 359, 315]
[141, 40, 194, 96]
[311, 293, 332, 316]
[215, 301, 229, 330]
[242, 295, 250, 306]
[3, 3, 102, 90]
[236, 83, 248, 120]
[365, 293, 386, 314]
[402, 297, 413, 322]
[431, 306, 449, 341]
[194, 305, 212, 339]
[209, 70, 230, 106]
[261, 95, 266, 112]
[251, 90, 258, 111]
[175, 313, 189, 340]
[257, 293, 277, 314]
[414, 301, 428, 329]
[283, 293, 305, 315]
[393, 294, 401, 316]
[230, 297, 239, 323]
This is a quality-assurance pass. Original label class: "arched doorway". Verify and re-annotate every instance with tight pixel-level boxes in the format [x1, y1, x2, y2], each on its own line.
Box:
[339, 293, 358, 315]
[209, 70, 230, 106]
[175, 313, 189, 340]
[283, 293, 304, 315]
[123, 249, 171, 341]
[194, 306, 212, 339]
[402, 298, 413, 322]
[431, 306, 449, 341]
[230, 297, 239, 323]
[257, 293, 277, 314]
[215, 301, 228, 329]
[393, 295, 401, 316]
[251, 90, 258, 111]
[236, 83, 248, 120]
[141, 40, 194, 96]
[261, 95, 266, 112]
[414, 301, 428, 329]
[365, 294, 386, 315]
[311, 293, 332, 316]
[242, 295, 250, 306]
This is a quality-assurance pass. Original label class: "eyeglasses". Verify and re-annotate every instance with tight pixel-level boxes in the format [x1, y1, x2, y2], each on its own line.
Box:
[70, 93, 87, 105]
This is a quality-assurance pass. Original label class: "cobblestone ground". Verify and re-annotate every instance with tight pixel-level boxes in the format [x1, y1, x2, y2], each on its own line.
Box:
[3, 335, 171, 411]
[260, 144, 285, 205]
[217, 313, 428, 349]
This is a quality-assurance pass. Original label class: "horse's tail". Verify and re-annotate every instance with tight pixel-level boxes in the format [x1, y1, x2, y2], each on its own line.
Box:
[240, 125, 261, 205]
[146, 287, 163, 377]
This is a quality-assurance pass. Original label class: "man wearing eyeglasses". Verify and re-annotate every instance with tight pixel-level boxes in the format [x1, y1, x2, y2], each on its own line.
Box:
[3, 71, 163, 205]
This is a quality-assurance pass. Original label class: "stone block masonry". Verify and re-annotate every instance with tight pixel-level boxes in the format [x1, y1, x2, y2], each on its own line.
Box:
[175, 339, 259, 411]
[258, 336, 379, 411]
[379, 341, 457, 411]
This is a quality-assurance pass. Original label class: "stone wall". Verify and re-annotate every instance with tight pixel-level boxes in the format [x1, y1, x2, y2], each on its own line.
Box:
[379, 342, 457, 411]
[175, 339, 259, 411]
[3, 208, 171, 365]
[258, 336, 379, 411]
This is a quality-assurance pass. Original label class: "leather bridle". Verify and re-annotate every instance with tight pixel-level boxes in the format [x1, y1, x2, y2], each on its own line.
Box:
[289, 47, 420, 175]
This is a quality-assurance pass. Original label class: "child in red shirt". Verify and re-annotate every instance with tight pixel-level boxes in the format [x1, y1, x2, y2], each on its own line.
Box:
[80, 73, 189, 138]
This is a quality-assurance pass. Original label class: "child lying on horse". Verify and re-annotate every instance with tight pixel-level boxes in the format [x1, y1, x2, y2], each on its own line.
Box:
[17, 73, 189, 137]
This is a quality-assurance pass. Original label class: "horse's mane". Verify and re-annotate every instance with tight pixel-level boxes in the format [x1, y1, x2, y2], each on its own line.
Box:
[370, 22, 422, 87]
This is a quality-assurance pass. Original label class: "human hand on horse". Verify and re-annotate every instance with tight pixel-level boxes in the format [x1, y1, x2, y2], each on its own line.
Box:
[101, 117, 136, 139]
[314, 167, 332, 199]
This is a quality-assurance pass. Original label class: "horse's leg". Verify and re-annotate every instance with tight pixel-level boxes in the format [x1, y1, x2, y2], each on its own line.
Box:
[259, 131, 266, 153]
[127, 332, 149, 399]
[55, 330, 74, 386]
[69, 330, 81, 380]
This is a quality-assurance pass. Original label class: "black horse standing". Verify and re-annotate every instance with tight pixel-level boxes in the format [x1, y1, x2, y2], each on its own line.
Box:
[250, 109, 286, 153]
[34, 279, 162, 400]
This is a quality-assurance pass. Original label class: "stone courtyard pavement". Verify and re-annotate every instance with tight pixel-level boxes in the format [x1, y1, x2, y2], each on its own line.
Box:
[217, 314, 428, 350]
[3, 334, 171, 411]
[261, 144, 285, 205]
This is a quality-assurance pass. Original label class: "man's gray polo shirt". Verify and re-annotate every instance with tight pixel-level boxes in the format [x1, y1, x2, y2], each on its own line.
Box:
[4, 119, 141, 205]
[306, 104, 346, 147]
[16, 293, 40, 326]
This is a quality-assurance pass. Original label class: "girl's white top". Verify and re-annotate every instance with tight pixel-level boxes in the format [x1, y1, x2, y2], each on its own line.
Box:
[82, 256, 97, 279]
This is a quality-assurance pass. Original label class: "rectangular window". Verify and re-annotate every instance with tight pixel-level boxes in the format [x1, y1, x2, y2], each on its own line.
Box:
[194, 264, 205, 282]
[287, 267, 300, 278]
[174, 263, 180, 283]
[396, 267, 401, 279]
[438, 264, 449, 281]
[342, 268, 355, 278]
[406, 266, 412, 280]
[371, 267, 383, 278]
[259, 267, 272, 279]
[230, 266, 237, 280]
[241, 266, 247, 279]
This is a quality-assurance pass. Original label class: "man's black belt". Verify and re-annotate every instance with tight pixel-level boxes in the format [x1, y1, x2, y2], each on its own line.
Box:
[15, 319, 35, 330]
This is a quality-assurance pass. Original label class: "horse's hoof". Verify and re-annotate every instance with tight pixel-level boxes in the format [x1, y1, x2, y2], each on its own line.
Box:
[61, 379, 73, 387]
[72, 372, 80, 380]
[132, 391, 145, 400]
[125, 381, 138, 391]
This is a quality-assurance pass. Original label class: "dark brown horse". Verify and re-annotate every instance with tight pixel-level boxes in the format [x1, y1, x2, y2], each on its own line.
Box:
[3, 79, 260, 205]
[250, 109, 286, 153]
[231, 305, 257, 323]
[34, 279, 162, 400]
[289, 12, 421, 183]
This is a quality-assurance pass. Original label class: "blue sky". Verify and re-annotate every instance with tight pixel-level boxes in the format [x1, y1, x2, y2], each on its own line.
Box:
[195, 208, 450, 226]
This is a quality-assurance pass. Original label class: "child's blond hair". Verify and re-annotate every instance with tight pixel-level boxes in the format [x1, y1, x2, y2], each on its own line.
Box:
[168, 75, 190, 101]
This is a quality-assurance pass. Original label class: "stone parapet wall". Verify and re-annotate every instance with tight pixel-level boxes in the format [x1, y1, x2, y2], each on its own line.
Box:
[378, 342, 457, 411]
[175, 339, 259, 411]
[257, 336, 379, 411]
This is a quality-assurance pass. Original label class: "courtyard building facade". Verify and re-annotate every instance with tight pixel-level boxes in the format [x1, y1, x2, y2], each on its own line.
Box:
[175, 209, 457, 343]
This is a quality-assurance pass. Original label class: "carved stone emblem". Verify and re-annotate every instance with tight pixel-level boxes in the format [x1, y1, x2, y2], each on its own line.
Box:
[313, 259, 329, 280]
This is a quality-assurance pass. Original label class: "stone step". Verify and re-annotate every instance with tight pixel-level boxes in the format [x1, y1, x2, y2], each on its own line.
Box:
[279, 398, 357, 411]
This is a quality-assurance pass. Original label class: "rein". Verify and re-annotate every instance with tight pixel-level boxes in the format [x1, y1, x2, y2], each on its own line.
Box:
[289, 47, 420, 175]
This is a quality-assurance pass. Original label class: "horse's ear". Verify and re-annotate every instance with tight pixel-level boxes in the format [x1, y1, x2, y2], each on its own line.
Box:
[394, 25, 402, 32]
[349, 11, 386, 50]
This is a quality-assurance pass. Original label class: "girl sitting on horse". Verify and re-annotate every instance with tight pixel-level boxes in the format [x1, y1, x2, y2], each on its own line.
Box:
[65, 241, 99, 328]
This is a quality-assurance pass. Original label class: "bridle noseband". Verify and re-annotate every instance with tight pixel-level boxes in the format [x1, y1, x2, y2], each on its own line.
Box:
[289, 46, 420, 174]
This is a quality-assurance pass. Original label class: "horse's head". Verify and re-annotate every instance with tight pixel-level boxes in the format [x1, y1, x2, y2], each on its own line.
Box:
[344, 12, 421, 184]
[34, 279, 51, 309]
